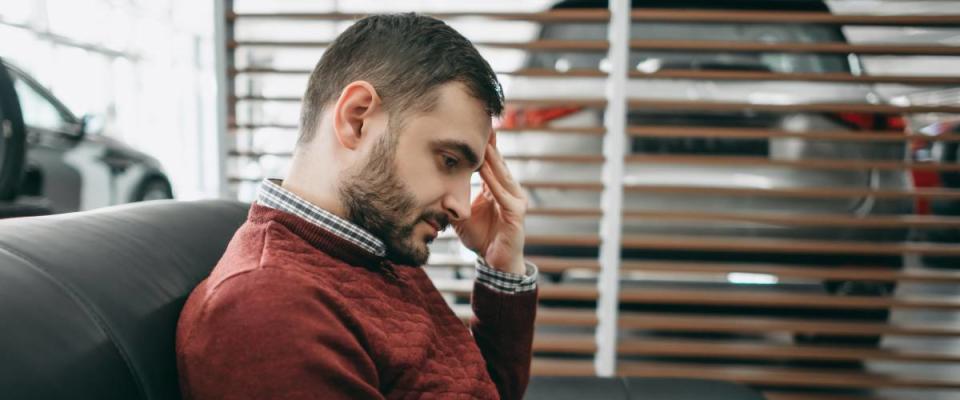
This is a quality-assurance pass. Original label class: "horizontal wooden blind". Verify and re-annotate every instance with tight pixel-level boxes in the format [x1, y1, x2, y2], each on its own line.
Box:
[614, 7, 960, 400]
[221, 3, 960, 399]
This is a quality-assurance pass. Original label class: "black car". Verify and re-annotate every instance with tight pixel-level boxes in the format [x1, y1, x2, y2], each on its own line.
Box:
[0, 58, 172, 213]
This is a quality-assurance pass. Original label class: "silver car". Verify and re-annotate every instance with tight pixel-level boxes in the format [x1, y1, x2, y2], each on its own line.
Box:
[497, 0, 913, 344]
[1, 59, 173, 213]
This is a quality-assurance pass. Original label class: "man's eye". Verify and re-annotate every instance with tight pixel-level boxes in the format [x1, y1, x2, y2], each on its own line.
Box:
[442, 155, 459, 170]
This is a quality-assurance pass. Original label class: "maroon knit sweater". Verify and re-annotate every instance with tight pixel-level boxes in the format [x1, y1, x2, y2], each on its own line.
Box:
[176, 203, 538, 399]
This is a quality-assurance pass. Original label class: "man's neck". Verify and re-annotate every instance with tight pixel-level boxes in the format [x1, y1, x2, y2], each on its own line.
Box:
[279, 179, 349, 220]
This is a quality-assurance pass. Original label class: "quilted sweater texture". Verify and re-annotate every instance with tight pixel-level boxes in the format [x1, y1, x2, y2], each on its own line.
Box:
[176, 203, 538, 399]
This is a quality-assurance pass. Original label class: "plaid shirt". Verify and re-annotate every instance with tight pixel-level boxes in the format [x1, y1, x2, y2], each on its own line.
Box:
[257, 179, 537, 294]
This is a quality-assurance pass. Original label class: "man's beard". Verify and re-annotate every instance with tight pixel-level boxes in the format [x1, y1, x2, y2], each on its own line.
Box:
[339, 130, 449, 266]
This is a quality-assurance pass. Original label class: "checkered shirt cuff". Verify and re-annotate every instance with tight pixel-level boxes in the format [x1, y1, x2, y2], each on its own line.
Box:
[475, 257, 538, 294]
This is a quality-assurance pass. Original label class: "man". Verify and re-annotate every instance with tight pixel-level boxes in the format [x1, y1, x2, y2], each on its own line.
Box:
[176, 13, 537, 400]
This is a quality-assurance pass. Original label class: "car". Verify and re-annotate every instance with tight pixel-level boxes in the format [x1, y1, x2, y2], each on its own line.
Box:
[0, 58, 173, 213]
[911, 118, 960, 268]
[498, 0, 914, 345]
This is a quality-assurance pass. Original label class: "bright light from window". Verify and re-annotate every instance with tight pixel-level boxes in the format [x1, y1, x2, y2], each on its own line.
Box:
[726, 272, 779, 285]
[636, 59, 661, 74]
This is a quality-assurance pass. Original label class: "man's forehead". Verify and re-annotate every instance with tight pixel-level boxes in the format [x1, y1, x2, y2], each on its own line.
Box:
[419, 85, 491, 140]
[435, 82, 492, 125]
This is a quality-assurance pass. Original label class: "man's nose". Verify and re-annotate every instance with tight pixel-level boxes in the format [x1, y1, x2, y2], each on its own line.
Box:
[442, 179, 472, 222]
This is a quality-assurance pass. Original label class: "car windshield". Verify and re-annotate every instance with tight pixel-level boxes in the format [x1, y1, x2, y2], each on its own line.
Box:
[528, 22, 851, 73]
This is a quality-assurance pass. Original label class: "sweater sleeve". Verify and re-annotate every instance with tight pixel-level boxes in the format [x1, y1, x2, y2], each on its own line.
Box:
[469, 265, 539, 400]
[176, 268, 384, 400]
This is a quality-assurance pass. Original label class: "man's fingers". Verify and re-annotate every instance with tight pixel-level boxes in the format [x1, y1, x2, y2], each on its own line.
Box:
[480, 162, 516, 211]
[485, 143, 523, 197]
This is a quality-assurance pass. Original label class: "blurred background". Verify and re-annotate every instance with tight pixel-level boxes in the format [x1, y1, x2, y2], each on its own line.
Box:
[2, 0, 960, 398]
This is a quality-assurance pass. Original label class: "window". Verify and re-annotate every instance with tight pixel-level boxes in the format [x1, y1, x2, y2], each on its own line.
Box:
[12, 74, 70, 132]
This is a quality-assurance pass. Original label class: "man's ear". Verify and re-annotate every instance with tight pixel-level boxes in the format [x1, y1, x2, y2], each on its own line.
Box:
[332, 81, 381, 150]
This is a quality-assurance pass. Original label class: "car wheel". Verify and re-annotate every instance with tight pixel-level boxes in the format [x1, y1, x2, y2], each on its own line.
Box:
[0, 63, 26, 201]
[133, 177, 173, 202]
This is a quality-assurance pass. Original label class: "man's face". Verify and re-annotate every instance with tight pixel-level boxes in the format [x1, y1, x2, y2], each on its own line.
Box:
[340, 83, 491, 265]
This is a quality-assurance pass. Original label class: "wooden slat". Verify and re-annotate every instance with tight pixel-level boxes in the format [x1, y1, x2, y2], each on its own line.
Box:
[229, 150, 291, 158]
[228, 39, 960, 57]
[230, 123, 298, 130]
[627, 125, 960, 143]
[505, 154, 605, 163]
[627, 99, 960, 114]
[527, 256, 600, 273]
[228, 40, 332, 48]
[617, 361, 960, 389]
[230, 98, 960, 117]
[228, 176, 267, 183]
[465, 39, 610, 51]
[436, 280, 599, 300]
[227, 176, 603, 192]
[527, 234, 601, 247]
[227, 10, 960, 26]
[229, 122, 605, 135]
[231, 67, 960, 86]
[503, 68, 606, 78]
[621, 234, 960, 256]
[633, 69, 960, 86]
[506, 98, 607, 107]
[497, 126, 605, 135]
[431, 259, 593, 274]
[762, 392, 903, 400]
[229, 10, 960, 26]
[626, 154, 960, 172]
[618, 287, 960, 310]
[233, 95, 300, 102]
[230, 67, 312, 75]
[453, 305, 597, 326]
[205, 175, 589, 195]
[617, 338, 960, 363]
[231, 95, 610, 108]
[619, 312, 960, 337]
[230, 177, 960, 200]
[229, 151, 605, 164]
[621, 209, 960, 229]
[228, 9, 612, 22]
[624, 184, 960, 200]
[531, 358, 595, 376]
[228, 39, 609, 51]
[522, 181, 605, 191]
[628, 9, 960, 27]
[426, 254, 602, 272]
[629, 39, 960, 56]
[528, 208, 603, 218]
[535, 334, 597, 354]
[532, 285, 600, 301]
[621, 260, 960, 283]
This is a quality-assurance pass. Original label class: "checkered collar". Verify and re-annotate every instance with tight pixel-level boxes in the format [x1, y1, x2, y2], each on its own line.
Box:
[256, 178, 387, 257]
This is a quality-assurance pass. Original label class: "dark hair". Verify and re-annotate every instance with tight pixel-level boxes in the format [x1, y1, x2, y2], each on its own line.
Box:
[297, 13, 504, 145]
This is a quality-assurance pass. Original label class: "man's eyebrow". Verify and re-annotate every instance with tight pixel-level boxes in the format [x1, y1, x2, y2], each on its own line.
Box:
[429, 139, 482, 171]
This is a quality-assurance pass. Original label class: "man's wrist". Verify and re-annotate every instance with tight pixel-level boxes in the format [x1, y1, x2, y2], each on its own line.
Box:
[475, 257, 538, 294]
[487, 257, 525, 275]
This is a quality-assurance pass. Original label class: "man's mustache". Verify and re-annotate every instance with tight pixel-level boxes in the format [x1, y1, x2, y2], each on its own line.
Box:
[421, 211, 450, 232]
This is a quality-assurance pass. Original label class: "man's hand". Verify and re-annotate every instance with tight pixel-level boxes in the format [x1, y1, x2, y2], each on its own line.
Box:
[453, 132, 528, 275]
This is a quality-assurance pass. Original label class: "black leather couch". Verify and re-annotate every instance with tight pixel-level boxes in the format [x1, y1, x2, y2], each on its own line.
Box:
[0, 199, 765, 399]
